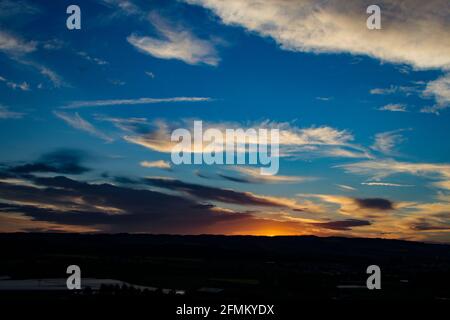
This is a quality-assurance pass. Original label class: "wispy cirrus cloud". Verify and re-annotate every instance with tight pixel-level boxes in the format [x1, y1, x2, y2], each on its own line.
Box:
[0, 75, 30, 91]
[76, 51, 109, 65]
[127, 14, 220, 66]
[371, 129, 408, 155]
[377, 104, 407, 112]
[11, 57, 68, 88]
[54, 111, 113, 142]
[362, 182, 413, 187]
[336, 184, 356, 191]
[61, 97, 212, 109]
[0, 105, 24, 119]
[100, 0, 141, 16]
[370, 85, 421, 96]
[140, 160, 171, 170]
[337, 159, 450, 191]
[0, 30, 36, 55]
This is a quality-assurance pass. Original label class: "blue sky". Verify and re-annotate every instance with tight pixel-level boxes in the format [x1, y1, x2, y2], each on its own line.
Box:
[0, 0, 450, 242]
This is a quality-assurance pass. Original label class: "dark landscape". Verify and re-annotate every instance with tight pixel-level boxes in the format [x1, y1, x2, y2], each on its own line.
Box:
[1, 233, 450, 307]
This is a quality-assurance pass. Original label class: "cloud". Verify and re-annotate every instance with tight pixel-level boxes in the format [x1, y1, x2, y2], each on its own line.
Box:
[371, 129, 407, 155]
[185, 0, 450, 70]
[362, 182, 413, 187]
[0, 29, 67, 89]
[76, 51, 109, 65]
[140, 160, 171, 170]
[0, 76, 30, 91]
[337, 159, 450, 191]
[370, 85, 421, 96]
[0, 175, 249, 233]
[37, 65, 66, 88]
[300, 194, 397, 219]
[54, 111, 113, 142]
[42, 39, 65, 50]
[377, 104, 407, 112]
[145, 71, 155, 78]
[100, 0, 141, 16]
[95, 116, 151, 133]
[123, 119, 369, 159]
[0, 105, 24, 119]
[127, 14, 220, 66]
[410, 221, 450, 231]
[61, 97, 211, 109]
[144, 177, 304, 209]
[219, 166, 316, 184]
[7, 149, 90, 175]
[0, 0, 40, 17]
[0, 30, 36, 55]
[316, 97, 333, 101]
[0, 171, 324, 234]
[108, 79, 125, 86]
[354, 198, 394, 211]
[13, 58, 68, 88]
[0, 158, 447, 238]
[312, 219, 371, 231]
[421, 73, 450, 114]
[336, 184, 356, 191]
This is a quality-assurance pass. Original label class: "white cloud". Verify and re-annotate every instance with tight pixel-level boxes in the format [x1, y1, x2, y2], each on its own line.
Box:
[377, 104, 407, 112]
[316, 97, 333, 101]
[145, 71, 155, 78]
[0, 30, 66, 88]
[421, 73, 450, 114]
[336, 184, 356, 191]
[101, 0, 140, 16]
[0, 75, 30, 91]
[62, 97, 212, 109]
[185, 0, 450, 70]
[12, 58, 68, 88]
[38, 65, 66, 88]
[8, 81, 29, 91]
[54, 111, 113, 142]
[77, 51, 109, 65]
[362, 182, 413, 187]
[370, 85, 420, 96]
[127, 14, 220, 66]
[124, 119, 370, 159]
[371, 129, 407, 155]
[0, 30, 36, 55]
[337, 159, 450, 191]
[0, 105, 24, 119]
[140, 160, 171, 170]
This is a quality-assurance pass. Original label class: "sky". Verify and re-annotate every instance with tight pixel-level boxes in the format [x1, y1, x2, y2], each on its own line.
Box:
[0, 0, 449, 242]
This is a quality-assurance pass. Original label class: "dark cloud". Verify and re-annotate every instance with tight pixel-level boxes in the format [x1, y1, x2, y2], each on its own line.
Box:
[217, 174, 253, 184]
[312, 219, 371, 231]
[144, 177, 286, 207]
[0, 175, 250, 233]
[410, 221, 450, 231]
[354, 198, 394, 211]
[8, 149, 90, 175]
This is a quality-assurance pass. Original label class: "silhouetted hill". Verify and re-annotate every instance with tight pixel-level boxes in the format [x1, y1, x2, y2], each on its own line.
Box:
[1, 233, 450, 312]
